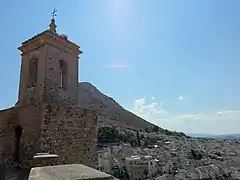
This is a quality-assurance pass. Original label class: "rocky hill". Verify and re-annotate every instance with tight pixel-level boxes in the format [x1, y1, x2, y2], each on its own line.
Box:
[78, 82, 161, 131]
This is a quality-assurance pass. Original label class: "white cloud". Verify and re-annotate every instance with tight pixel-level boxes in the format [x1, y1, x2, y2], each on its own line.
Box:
[106, 62, 131, 69]
[132, 98, 168, 121]
[130, 98, 240, 135]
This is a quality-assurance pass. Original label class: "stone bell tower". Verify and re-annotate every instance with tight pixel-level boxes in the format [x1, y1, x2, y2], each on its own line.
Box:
[16, 13, 82, 106]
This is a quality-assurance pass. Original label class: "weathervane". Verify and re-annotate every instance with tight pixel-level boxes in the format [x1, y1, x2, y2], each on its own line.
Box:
[49, 9, 57, 33]
[51, 9, 57, 20]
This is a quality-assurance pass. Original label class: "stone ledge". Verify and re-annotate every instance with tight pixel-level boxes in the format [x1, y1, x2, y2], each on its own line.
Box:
[33, 153, 59, 167]
[28, 164, 114, 180]
[34, 153, 59, 159]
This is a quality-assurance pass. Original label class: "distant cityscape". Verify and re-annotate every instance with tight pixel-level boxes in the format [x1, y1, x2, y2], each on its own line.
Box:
[187, 133, 240, 140]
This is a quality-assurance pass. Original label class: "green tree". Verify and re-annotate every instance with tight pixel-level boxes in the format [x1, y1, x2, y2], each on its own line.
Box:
[143, 169, 148, 178]
[145, 127, 150, 133]
[97, 126, 119, 143]
[152, 125, 159, 132]
[120, 166, 129, 180]
[190, 149, 202, 160]
[112, 166, 121, 178]
[136, 131, 141, 147]
[227, 173, 232, 180]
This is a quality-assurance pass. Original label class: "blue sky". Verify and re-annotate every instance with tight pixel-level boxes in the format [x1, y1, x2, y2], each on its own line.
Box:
[1, 0, 240, 134]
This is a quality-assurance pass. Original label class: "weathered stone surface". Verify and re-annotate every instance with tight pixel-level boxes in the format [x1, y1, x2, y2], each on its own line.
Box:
[5, 167, 30, 180]
[0, 19, 97, 170]
[0, 104, 41, 168]
[39, 104, 97, 168]
[17, 29, 80, 107]
[28, 164, 113, 180]
[0, 104, 97, 169]
[0, 164, 6, 180]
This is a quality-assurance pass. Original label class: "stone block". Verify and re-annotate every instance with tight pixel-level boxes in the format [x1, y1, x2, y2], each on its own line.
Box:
[28, 164, 114, 180]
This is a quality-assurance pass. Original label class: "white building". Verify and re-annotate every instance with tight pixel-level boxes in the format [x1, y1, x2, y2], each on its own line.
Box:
[97, 147, 113, 174]
[125, 156, 147, 180]
[125, 155, 158, 179]
[125, 155, 141, 166]
[143, 155, 158, 177]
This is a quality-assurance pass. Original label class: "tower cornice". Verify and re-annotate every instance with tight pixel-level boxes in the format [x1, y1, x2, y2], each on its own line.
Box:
[18, 30, 82, 56]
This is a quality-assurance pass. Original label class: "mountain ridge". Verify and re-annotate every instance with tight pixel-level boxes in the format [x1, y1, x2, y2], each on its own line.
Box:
[78, 82, 161, 131]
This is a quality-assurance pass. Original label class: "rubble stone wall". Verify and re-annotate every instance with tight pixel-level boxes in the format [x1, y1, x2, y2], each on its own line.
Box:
[0, 104, 41, 168]
[39, 104, 98, 168]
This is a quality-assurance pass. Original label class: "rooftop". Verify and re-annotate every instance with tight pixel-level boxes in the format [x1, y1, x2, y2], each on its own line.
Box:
[28, 164, 113, 180]
[125, 156, 141, 161]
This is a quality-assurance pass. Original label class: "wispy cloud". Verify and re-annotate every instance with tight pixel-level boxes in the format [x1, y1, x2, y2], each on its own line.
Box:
[106, 62, 131, 69]
[130, 98, 240, 134]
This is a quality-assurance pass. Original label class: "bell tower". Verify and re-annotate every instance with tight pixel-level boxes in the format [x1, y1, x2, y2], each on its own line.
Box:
[16, 11, 82, 106]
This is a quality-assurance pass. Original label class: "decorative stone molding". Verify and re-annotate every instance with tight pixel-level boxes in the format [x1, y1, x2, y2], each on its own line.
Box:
[18, 31, 82, 57]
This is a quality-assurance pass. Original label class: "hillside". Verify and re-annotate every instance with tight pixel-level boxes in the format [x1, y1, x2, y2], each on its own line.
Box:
[78, 82, 161, 131]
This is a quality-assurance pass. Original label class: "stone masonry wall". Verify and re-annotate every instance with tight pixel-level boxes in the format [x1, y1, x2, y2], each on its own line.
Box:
[18, 32, 80, 107]
[17, 45, 47, 106]
[43, 44, 79, 106]
[39, 104, 98, 168]
[0, 104, 41, 168]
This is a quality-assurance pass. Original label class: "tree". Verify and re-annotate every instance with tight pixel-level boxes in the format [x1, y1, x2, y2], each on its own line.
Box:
[136, 131, 141, 147]
[152, 125, 159, 132]
[112, 166, 121, 178]
[143, 139, 149, 146]
[143, 169, 148, 178]
[97, 126, 119, 143]
[120, 166, 129, 180]
[164, 129, 172, 135]
[129, 140, 134, 147]
[227, 173, 232, 180]
[190, 149, 202, 160]
[145, 127, 150, 133]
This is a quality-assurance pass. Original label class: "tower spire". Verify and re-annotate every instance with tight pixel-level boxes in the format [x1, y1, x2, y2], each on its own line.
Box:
[49, 9, 57, 33]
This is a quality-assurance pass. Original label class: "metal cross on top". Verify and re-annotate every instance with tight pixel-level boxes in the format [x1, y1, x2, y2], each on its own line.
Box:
[51, 9, 57, 20]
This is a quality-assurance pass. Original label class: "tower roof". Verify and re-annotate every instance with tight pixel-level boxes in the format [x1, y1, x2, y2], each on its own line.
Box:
[19, 10, 82, 55]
